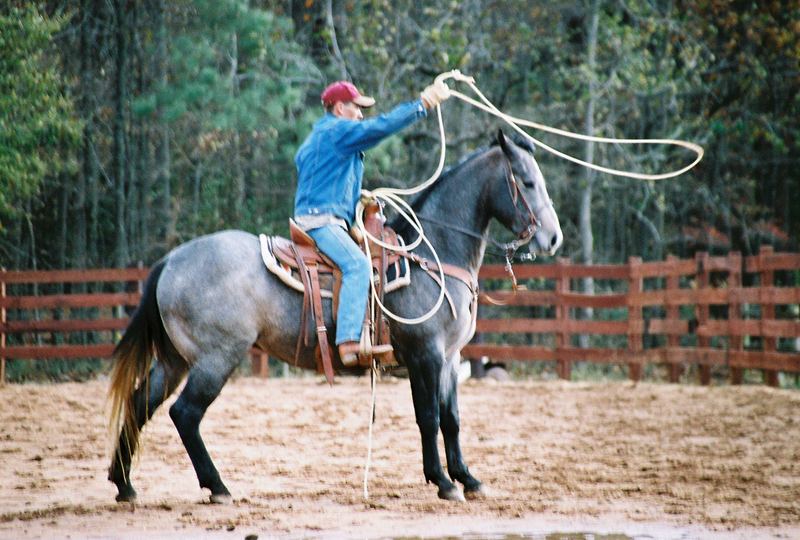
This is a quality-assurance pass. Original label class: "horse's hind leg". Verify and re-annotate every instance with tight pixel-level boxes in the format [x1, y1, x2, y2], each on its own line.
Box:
[406, 349, 464, 502]
[109, 361, 185, 502]
[439, 355, 485, 499]
[169, 358, 237, 504]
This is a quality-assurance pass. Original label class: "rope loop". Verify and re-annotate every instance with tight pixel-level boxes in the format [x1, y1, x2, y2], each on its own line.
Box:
[358, 70, 703, 501]
[443, 71, 704, 181]
[355, 69, 704, 324]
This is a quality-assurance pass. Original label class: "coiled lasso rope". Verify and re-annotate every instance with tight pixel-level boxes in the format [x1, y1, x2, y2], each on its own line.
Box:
[447, 76, 704, 180]
[355, 69, 704, 327]
[359, 70, 703, 500]
[356, 70, 704, 324]
[354, 103, 451, 326]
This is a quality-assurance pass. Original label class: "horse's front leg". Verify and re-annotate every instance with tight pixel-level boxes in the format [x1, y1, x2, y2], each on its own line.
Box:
[440, 355, 486, 499]
[407, 351, 464, 501]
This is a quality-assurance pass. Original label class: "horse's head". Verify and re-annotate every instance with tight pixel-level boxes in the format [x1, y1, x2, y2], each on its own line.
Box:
[493, 130, 563, 257]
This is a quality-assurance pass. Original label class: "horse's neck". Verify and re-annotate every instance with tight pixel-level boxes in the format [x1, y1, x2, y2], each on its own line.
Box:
[411, 154, 499, 273]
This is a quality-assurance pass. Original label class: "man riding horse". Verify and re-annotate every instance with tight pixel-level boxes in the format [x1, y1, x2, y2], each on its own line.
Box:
[108, 73, 562, 504]
[293, 79, 451, 366]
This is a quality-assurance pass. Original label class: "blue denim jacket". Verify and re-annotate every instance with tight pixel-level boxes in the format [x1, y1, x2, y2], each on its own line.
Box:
[294, 99, 427, 226]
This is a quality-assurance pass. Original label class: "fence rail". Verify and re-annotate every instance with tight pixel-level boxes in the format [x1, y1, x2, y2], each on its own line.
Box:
[463, 246, 800, 386]
[2, 246, 799, 385]
[0, 265, 270, 382]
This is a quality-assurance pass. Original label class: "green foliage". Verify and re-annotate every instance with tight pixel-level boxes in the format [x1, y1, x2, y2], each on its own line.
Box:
[678, 0, 800, 246]
[5, 358, 107, 383]
[3, 0, 799, 267]
[0, 5, 80, 231]
[132, 0, 318, 236]
[2, 0, 799, 382]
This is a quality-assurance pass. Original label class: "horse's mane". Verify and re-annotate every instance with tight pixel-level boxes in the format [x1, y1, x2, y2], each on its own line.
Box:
[387, 133, 534, 236]
[388, 145, 492, 236]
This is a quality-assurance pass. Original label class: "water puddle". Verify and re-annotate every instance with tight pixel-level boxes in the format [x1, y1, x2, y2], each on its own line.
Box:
[393, 534, 637, 540]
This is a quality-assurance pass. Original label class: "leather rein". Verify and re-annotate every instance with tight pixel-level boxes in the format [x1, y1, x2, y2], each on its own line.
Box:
[417, 164, 550, 292]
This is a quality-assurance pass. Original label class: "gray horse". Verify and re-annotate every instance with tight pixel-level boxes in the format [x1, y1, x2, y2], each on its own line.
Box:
[108, 130, 562, 504]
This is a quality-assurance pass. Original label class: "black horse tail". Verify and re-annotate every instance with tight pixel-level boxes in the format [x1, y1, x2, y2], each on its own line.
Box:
[108, 258, 187, 458]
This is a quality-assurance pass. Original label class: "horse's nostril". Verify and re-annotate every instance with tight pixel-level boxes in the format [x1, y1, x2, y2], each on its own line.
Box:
[550, 235, 558, 248]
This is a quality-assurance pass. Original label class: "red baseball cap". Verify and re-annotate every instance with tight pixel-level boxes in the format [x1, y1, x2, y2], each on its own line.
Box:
[320, 81, 375, 108]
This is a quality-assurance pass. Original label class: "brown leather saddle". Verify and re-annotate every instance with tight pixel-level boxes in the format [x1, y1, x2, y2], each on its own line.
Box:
[269, 204, 402, 383]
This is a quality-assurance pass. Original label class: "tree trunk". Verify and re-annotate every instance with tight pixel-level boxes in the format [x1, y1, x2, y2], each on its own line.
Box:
[229, 32, 245, 224]
[58, 173, 69, 270]
[130, 1, 151, 263]
[113, 0, 130, 268]
[580, 0, 600, 269]
[151, 0, 173, 249]
[75, 0, 94, 271]
[192, 156, 203, 234]
[82, 0, 104, 268]
[325, 0, 348, 79]
[127, 3, 140, 262]
[578, 0, 600, 348]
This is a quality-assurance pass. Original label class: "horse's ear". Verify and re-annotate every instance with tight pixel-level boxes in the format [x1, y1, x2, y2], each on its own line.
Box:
[496, 129, 512, 155]
[513, 134, 536, 154]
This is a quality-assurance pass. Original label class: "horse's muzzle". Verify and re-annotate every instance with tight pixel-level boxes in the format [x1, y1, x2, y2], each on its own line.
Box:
[531, 226, 563, 257]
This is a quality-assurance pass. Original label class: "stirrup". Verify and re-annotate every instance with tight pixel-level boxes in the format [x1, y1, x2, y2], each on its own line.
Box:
[359, 323, 393, 356]
[338, 339, 394, 367]
[366, 343, 394, 355]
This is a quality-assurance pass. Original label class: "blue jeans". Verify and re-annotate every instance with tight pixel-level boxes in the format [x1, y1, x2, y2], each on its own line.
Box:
[306, 224, 370, 344]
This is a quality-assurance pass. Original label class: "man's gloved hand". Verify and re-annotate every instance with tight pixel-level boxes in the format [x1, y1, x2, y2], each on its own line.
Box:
[359, 189, 375, 206]
[420, 80, 451, 109]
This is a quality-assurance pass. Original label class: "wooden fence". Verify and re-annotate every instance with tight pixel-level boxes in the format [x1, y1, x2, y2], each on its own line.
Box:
[0, 266, 269, 383]
[2, 246, 799, 385]
[463, 246, 800, 386]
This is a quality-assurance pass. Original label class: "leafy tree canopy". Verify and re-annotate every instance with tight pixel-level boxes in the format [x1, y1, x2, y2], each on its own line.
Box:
[0, 5, 80, 231]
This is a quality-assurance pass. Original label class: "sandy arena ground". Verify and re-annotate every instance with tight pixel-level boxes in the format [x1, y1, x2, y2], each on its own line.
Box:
[1, 374, 799, 539]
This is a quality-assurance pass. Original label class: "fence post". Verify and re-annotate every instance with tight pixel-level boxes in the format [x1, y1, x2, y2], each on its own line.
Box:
[137, 261, 145, 295]
[627, 257, 643, 382]
[665, 255, 683, 383]
[727, 252, 744, 384]
[555, 257, 571, 380]
[1, 268, 6, 385]
[758, 246, 780, 387]
[695, 252, 711, 385]
[251, 351, 269, 378]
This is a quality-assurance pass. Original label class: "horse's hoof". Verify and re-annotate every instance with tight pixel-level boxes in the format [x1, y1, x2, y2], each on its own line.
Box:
[464, 484, 491, 500]
[209, 493, 232, 505]
[115, 487, 137, 503]
[437, 486, 466, 502]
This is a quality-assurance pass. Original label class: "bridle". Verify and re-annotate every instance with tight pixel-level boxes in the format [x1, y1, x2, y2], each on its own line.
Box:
[417, 157, 553, 290]
[502, 163, 544, 258]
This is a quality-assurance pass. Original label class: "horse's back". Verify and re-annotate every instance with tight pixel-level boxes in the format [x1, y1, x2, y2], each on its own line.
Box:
[159, 229, 263, 302]
[155, 229, 296, 364]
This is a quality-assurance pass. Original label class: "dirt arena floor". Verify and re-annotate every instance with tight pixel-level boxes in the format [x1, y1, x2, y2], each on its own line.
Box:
[1, 373, 799, 539]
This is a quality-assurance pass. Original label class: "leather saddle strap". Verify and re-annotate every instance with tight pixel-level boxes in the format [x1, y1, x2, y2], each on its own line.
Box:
[290, 245, 314, 365]
[332, 268, 342, 323]
[372, 227, 397, 343]
[307, 263, 335, 385]
[422, 266, 458, 320]
[437, 259, 480, 330]
[404, 253, 478, 293]
[403, 253, 480, 323]
[375, 237, 388, 348]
